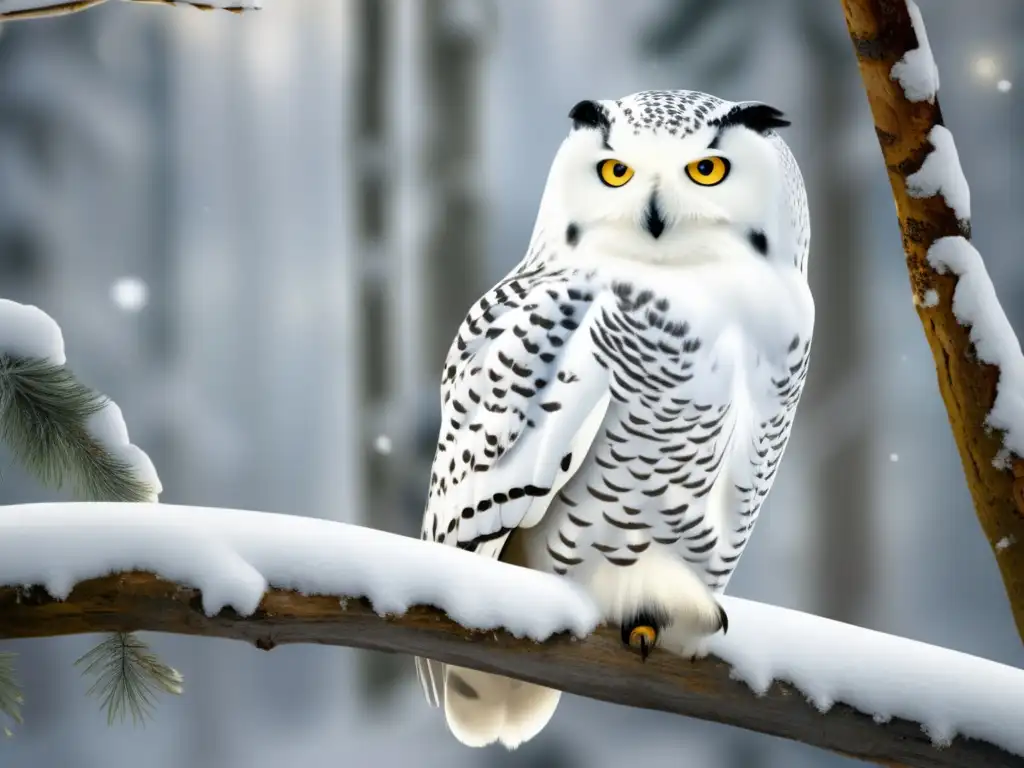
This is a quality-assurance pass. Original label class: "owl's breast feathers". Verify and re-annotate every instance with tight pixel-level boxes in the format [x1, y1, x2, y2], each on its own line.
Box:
[530, 272, 804, 584]
[423, 260, 810, 593]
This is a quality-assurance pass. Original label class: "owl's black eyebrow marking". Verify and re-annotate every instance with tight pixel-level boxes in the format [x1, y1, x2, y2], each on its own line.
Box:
[707, 103, 790, 149]
[568, 99, 613, 150]
[715, 103, 790, 133]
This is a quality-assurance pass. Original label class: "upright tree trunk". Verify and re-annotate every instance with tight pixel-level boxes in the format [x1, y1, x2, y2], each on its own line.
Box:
[804, 39, 874, 626]
[354, 0, 489, 703]
[421, 0, 486, 370]
[841, 0, 1024, 643]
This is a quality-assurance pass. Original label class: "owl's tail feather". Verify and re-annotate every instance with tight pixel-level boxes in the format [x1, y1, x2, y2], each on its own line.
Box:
[443, 665, 561, 749]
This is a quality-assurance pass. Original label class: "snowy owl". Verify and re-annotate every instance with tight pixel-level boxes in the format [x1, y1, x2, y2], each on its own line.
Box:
[416, 89, 813, 749]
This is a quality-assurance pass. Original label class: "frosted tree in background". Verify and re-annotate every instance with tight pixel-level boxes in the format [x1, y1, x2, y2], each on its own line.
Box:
[350, 0, 492, 714]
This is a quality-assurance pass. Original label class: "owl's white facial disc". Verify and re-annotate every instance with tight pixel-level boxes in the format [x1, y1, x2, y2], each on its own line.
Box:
[544, 94, 793, 268]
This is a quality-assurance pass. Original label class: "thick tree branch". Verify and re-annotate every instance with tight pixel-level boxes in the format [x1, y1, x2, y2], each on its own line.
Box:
[0, 570, 1016, 768]
[840, 0, 1024, 641]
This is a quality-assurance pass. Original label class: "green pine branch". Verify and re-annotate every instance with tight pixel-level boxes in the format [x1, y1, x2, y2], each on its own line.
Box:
[0, 353, 182, 728]
[75, 634, 183, 726]
[0, 356, 154, 502]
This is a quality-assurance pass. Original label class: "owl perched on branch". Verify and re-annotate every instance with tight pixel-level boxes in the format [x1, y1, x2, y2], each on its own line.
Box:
[417, 89, 814, 749]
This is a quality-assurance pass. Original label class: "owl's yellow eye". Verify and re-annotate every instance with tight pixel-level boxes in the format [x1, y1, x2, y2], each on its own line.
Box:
[597, 159, 634, 188]
[685, 156, 730, 186]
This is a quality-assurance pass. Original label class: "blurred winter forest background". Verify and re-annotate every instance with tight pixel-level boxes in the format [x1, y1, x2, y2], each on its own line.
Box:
[0, 0, 1019, 766]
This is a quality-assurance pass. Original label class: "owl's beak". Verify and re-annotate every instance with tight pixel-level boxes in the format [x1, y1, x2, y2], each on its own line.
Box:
[643, 191, 666, 239]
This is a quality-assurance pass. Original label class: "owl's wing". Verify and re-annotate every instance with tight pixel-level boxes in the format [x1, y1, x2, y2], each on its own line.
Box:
[416, 263, 612, 707]
[708, 296, 813, 594]
[422, 263, 613, 556]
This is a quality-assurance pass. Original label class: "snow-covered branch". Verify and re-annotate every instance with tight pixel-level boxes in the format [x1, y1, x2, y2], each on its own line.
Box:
[0, 503, 1021, 768]
[841, 0, 1024, 641]
[0, 0, 259, 22]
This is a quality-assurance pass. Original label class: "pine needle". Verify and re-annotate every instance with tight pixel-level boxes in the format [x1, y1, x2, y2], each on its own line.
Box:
[0, 354, 182, 725]
[0, 653, 24, 737]
[0, 356, 154, 501]
[74, 633, 183, 726]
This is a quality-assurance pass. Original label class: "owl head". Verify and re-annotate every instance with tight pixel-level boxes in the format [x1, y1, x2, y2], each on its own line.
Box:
[539, 90, 809, 273]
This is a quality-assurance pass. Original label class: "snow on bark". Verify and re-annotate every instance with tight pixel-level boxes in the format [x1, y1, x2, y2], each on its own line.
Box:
[2, 501, 1024, 759]
[926, 237, 1024, 465]
[713, 597, 1024, 755]
[889, 0, 939, 103]
[905, 126, 971, 220]
[0, 502, 600, 641]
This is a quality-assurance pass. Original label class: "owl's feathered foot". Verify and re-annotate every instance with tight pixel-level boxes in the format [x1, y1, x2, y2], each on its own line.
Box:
[622, 602, 729, 663]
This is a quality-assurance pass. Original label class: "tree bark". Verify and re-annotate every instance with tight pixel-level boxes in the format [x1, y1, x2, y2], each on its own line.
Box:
[840, 0, 1024, 642]
[0, 571, 1017, 768]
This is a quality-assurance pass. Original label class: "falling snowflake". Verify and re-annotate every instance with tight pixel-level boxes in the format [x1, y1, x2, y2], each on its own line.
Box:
[110, 276, 149, 313]
[889, 453, 900, 463]
[373, 434, 393, 456]
[997, 79, 1012, 93]
[974, 56, 997, 79]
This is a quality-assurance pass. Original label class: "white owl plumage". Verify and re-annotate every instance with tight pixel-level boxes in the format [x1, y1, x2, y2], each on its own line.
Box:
[416, 89, 814, 749]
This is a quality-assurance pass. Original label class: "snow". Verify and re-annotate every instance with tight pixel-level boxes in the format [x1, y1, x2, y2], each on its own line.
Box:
[0, 502, 599, 641]
[110, 277, 149, 313]
[372, 434, 393, 456]
[974, 57, 998, 79]
[995, 536, 1015, 552]
[86, 402, 163, 500]
[905, 126, 971, 220]
[0, 299, 161, 499]
[0, 0, 261, 20]
[888, 453, 899, 463]
[0, 502, 1021, 756]
[711, 596, 1024, 756]
[997, 79, 1013, 93]
[890, 0, 939, 103]
[0, 299, 66, 366]
[920, 288, 939, 308]
[927, 236, 1024, 461]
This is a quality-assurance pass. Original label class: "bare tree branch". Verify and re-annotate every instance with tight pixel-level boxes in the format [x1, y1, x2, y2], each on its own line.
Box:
[0, 0, 257, 22]
[0, 570, 1016, 768]
[840, 0, 1024, 641]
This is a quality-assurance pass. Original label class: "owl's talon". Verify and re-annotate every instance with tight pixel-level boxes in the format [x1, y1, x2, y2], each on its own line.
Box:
[622, 623, 657, 661]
